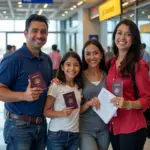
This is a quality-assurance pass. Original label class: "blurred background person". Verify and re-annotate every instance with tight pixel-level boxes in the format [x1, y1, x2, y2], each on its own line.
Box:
[48, 44, 61, 78]
[142, 43, 150, 68]
[3, 45, 13, 58]
[105, 46, 114, 61]
[11, 45, 16, 52]
[68, 48, 73, 52]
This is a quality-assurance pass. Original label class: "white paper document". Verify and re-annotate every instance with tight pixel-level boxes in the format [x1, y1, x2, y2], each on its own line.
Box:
[93, 88, 118, 124]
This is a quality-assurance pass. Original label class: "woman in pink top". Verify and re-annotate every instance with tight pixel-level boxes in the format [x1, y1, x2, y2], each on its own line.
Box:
[49, 44, 61, 78]
[106, 19, 150, 150]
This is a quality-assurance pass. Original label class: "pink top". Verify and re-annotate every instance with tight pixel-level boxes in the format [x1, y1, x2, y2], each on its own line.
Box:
[106, 57, 150, 135]
[48, 51, 61, 70]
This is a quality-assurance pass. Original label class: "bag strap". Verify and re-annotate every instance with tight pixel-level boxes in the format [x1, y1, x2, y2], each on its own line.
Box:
[108, 60, 139, 99]
[107, 58, 113, 72]
[131, 65, 139, 99]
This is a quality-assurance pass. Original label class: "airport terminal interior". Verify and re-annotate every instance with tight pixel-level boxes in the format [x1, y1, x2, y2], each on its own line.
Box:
[0, 0, 150, 149]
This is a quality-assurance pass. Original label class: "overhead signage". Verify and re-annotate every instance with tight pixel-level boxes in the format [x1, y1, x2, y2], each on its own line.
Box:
[22, 0, 53, 4]
[98, 0, 121, 21]
[140, 24, 150, 33]
[89, 35, 99, 41]
[90, 6, 99, 19]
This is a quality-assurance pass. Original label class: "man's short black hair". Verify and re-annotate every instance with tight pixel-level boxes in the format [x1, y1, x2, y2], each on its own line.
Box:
[52, 44, 57, 51]
[142, 43, 146, 49]
[6, 45, 12, 51]
[25, 14, 49, 31]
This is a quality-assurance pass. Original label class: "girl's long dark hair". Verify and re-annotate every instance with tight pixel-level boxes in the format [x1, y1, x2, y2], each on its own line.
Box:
[112, 19, 143, 76]
[57, 51, 84, 89]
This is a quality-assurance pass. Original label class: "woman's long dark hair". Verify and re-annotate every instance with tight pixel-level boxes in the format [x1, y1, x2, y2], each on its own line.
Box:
[56, 51, 84, 89]
[82, 39, 107, 73]
[112, 19, 143, 76]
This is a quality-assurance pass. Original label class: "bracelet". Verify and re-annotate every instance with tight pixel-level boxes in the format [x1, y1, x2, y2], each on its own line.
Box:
[127, 101, 132, 110]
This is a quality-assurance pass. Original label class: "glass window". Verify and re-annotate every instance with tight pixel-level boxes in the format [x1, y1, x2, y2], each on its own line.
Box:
[71, 14, 79, 27]
[66, 33, 70, 51]
[0, 20, 14, 31]
[107, 16, 120, 46]
[107, 16, 120, 32]
[121, 10, 136, 22]
[56, 21, 65, 32]
[137, 4, 150, 53]
[107, 21, 117, 32]
[66, 19, 71, 29]
[137, 0, 149, 5]
[7, 33, 26, 50]
[42, 33, 57, 54]
[14, 20, 25, 31]
[0, 33, 6, 59]
[0, 20, 56, 32]
[107, 33, 113, 47]
[48, 20, 57, 31]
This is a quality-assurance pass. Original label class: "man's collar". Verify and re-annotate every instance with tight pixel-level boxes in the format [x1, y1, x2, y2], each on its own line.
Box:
[22, 43, 44, 61]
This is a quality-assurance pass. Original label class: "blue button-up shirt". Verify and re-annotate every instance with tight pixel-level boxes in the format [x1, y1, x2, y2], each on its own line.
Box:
[0, 43, 52, 117]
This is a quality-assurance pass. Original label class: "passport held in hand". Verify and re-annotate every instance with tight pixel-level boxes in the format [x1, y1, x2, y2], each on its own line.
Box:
[28, 72, 47, 90]
[63, 91, 78, 109]
[112, 82, 123, 97]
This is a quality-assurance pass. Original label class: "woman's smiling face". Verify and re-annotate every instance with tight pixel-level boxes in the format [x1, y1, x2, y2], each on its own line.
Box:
[84, 44, 103, 68]
[115, 24, 133, 52]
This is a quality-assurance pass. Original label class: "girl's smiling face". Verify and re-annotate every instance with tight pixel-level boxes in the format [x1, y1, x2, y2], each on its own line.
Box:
[61, 56, 80, 81]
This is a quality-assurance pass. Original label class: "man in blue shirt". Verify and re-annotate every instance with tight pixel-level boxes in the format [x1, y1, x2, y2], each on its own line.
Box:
[0, 14, 52, 150]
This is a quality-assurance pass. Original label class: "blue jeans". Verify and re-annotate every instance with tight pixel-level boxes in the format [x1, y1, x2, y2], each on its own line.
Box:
[79, 129, 110, 150]
[3, 118, 47, 150]
[47, 130, 79, 150]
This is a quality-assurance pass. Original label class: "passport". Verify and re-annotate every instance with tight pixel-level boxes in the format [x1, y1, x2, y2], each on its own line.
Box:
[112, 82, 123, 97]
[63, 91, 78, 109]
[28, 72, 47, 90]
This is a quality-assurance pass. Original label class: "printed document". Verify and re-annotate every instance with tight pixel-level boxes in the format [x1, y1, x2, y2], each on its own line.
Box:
[93, 88, 118, 124]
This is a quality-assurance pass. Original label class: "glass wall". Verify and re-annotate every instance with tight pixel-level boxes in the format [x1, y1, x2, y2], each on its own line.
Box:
[137, 3, 150, 53]
[105, 0, 150, 54]
[0, 33, 6, 60]
[106, 16, 120, 49]
[0, 20, 67, 58]
[65, 13, 79, 52]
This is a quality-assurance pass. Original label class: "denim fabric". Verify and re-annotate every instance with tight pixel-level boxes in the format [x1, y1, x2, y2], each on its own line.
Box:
[3, 118, 47, 150]
[79, 129, 110, 150]
[47, 130, 79, 150]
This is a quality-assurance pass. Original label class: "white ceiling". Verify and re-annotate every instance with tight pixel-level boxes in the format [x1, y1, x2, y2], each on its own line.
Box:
[0, 0, 149, 21]
[0, 0, 103, 20]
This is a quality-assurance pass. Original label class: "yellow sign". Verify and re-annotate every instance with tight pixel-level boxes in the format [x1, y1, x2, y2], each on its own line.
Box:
[99, 0, 121, 21]
[140, 24, 150, 33]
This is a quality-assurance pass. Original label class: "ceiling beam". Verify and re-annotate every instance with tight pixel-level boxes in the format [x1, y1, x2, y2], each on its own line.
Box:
[25, 4, 32, 19]
[7, 0, 15, 19]
[49, 0, 71, 19]
[15, 8, 55, 12]
[32, 4, 39, 14]
[0, 13, 3, 18]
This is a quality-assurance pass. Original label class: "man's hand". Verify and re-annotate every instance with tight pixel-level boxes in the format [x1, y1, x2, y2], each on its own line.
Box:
[23, 80, 43, 102]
